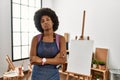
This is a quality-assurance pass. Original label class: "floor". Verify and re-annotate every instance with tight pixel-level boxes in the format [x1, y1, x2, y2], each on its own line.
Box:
[23, 71, 77, 80]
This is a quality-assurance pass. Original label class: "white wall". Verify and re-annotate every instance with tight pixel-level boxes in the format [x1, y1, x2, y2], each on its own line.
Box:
[0, 0, 29, 77]
[53, 0, 120, 69]
[0, 0, 11, 77]
[42, 0, 54, 9]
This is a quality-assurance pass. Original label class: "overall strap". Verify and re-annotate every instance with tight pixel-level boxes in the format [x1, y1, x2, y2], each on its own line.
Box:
[55, 34, 60, 50]
[37, 34, 42, 42]
[37, 33, 60, 50]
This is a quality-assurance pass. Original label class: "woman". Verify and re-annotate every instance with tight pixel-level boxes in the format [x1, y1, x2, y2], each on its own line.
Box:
[30, 8, 66, 80]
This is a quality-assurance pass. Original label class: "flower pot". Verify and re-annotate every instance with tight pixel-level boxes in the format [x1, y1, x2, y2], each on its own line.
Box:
[96, 78, 100, 80]
[93, 64, 97, 68]
[98, 65, 106, 70]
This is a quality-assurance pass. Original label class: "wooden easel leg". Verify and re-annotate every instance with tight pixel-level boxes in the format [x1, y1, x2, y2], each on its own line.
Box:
[66, 73, 69, 80]
[26, 70, 32, 80]
[78, 76, 80, 80]
[103, 72, 105, 80]
[87, 76, 90, 80]
[82, 76, 85, 80]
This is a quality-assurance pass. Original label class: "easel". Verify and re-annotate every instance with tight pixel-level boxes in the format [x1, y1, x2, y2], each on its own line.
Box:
[3, 55, 24, 80]
[65, 10, 92, 80]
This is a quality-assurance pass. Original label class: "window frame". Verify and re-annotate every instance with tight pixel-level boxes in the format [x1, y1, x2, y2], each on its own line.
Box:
[11, 0, 42, 61]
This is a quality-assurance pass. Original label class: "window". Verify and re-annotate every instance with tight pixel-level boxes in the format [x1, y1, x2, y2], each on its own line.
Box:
[11, 0, 42, 61]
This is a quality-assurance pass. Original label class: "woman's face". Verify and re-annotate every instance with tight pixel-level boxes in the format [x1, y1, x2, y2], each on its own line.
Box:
[40, 15, 54, 31]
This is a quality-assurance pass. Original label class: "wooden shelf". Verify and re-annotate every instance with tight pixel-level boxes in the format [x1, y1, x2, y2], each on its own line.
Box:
[91, 68, 109, 80]
[91, 68, 107, 73]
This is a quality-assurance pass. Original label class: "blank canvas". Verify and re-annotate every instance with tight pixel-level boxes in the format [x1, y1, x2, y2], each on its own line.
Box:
[67, 40, 94, 75]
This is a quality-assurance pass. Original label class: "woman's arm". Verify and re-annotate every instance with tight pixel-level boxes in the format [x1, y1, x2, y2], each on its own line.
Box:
[45, 35, 67, 65]
[30, 35, 42, 65]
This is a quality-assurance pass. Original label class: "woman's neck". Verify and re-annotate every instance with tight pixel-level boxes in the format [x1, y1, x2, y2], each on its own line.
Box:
[42, 30, 55, 42]
[43, 30, 54, 37]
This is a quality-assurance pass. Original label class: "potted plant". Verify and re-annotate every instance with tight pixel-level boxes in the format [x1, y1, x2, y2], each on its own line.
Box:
[92, 59, 98, 68]
[98, 61, 106, 70]
[96, 75, 100, 80]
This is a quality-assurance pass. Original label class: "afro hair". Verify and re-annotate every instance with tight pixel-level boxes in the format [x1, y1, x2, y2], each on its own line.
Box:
[34, 8, 59, 33]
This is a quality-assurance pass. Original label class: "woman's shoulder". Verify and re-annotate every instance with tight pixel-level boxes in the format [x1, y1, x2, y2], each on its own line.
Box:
[32, 34, 42, 41]
[55, 33, 65, 41]
[55, 33, 64, 38]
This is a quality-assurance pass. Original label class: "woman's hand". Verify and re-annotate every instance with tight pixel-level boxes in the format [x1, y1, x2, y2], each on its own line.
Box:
[30, 56, 42, 65]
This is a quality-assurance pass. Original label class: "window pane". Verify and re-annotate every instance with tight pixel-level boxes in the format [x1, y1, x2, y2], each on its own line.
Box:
[13, 18, 20, 32]
[21, 0, 28, 5]
[13, 3, 20, 18]
[13, 33, 21, 46]
[22, 33, 28, 45]
[28, 20, 35, 31]
[21, 19, 29, 32]
[29, 0, 35, 7]
[21, 5, 29, 19]
[36, 0, 41, 8]
[22, 46, 29, 58]
[13, 47, 21, 60]
[12, 0, 20, 4]
[29, 7, 35, 19]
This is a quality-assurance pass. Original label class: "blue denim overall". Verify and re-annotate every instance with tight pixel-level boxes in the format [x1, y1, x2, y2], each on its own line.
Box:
[31, 40, 60, 80]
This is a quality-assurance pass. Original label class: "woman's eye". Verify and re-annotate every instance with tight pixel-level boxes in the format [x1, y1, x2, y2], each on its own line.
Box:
[46, 18, 50, 21]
